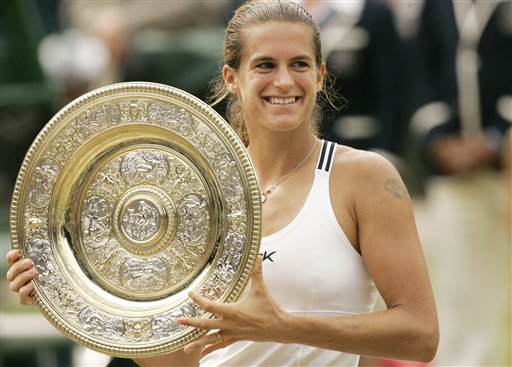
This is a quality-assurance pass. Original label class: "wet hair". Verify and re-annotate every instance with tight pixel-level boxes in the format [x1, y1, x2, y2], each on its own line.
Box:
[208, 0, 331, 146]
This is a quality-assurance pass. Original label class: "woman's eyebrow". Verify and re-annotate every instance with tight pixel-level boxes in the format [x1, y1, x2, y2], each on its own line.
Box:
[250, 54, 314, 64]
[290, 55, 314, 62]
[250, 55, 274, 64]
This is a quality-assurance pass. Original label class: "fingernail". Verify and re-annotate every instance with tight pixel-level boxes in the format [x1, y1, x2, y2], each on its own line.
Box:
[23, 259, 33, 268]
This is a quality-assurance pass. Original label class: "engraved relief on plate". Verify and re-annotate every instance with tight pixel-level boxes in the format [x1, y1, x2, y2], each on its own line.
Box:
[28, 158, 61, 208]
[78, 148, 214, 301]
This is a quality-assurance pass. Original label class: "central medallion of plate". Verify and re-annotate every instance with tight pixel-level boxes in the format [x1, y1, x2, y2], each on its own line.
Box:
[121, 196, 164, 244]
[114, 186, 174, 255]
[78, 147, 214, 301]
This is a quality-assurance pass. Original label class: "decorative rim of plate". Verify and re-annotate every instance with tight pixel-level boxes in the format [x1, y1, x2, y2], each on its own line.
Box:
[10, 81, 262, 357]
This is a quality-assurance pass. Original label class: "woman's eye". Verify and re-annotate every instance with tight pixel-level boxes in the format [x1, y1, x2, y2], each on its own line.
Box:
[292, 61, 309, 68]
[257, 62, 275, 69]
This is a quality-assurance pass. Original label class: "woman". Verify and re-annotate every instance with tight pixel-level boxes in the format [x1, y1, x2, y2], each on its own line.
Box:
[6, 1, 438, 366]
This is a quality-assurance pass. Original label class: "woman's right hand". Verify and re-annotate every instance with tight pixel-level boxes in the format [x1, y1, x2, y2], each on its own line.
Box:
[6, 249, 36, 305]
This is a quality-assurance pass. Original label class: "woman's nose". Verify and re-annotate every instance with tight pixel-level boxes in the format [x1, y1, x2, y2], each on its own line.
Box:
[273, 67, 294, 90]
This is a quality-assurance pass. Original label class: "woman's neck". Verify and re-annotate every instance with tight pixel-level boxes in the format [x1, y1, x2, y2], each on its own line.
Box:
[247, 132, 318, 188]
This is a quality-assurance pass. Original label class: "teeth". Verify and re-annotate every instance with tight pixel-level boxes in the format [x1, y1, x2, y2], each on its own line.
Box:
[269, 97, 296, 105]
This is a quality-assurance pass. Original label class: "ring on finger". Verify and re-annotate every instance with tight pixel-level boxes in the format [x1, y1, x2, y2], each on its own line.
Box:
[216, 331, 224, 343]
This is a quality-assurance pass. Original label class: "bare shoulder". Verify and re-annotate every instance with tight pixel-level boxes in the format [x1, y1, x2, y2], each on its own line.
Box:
[331, 146, 410, 202]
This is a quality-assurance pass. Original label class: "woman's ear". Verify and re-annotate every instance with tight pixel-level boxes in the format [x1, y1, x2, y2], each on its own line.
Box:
[316, 63, 326, 92]
[223, 65, 237, 93]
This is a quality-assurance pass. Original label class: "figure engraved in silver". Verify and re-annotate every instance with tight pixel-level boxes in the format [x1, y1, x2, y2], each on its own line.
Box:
[121, 199, 161, 243]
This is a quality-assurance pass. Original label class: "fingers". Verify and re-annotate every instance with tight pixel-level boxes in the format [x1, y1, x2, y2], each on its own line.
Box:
[183, 256, 264, 321]
[6, 249, 21, 267]
[183, 331, 234, 357]
[177, 315, 220, 331]
[9, 264, 36, 294]
[249, 255, 265, 295]
[18, 281, 35, 305]
[176, 291, 226, 332]
[188, 291, 224, 314]
[6, 255, 36, 305]
[178, 257, 265, 356]
[199, 338, 235, 357]
[183, 332, 208, 353]
[6, 258, 36, 284]
[176, 292, 228, 341]
[6, 258, 35, 284]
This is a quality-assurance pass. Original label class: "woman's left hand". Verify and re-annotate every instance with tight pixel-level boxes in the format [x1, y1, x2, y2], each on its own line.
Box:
[176, 256, 288, 357]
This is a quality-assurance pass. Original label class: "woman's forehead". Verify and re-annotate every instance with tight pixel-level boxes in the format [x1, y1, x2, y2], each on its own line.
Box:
[241, 22, 316, 58]
[243, 21, 313, 39]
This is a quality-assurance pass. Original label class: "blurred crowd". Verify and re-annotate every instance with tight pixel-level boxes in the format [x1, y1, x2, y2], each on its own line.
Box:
[0, 1, 510, 367]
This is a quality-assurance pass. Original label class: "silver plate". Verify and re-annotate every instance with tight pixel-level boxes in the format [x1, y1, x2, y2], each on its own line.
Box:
[10, 82, 261, 358]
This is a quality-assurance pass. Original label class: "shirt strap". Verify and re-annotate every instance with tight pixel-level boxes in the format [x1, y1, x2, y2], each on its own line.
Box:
[316, 140, 336, 173]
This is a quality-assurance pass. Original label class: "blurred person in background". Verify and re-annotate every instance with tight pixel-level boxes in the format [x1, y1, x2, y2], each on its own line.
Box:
[301, 0, 407, 171]
[407, 0, 511, 365]
[41, 1, 234, 101]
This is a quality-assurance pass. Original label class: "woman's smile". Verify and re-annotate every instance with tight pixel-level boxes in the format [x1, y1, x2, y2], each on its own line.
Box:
[263, 96, 301, 106]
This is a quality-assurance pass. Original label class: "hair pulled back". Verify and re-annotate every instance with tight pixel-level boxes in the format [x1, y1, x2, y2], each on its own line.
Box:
[208, 0, 327, 146]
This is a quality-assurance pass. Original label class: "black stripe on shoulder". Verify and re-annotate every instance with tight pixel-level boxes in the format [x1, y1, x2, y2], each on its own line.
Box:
[317, 140, 329, 170]
[324, 142, 336, 172]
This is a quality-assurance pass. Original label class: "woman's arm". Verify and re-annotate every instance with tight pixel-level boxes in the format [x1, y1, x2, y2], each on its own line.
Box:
[280, 149, 438, 360]
[342, 150, 439, 361]
[177, 150, 438, 362]
[297, 149, 438, 361]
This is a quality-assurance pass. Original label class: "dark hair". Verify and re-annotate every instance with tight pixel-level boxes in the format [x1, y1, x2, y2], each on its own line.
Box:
[208, 0, 332, 146]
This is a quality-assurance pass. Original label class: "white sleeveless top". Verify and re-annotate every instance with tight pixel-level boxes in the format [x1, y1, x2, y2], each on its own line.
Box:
[200, 140, 379, 366]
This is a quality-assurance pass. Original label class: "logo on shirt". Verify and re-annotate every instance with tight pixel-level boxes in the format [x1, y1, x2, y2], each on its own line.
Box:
[260, 250, 276, 262]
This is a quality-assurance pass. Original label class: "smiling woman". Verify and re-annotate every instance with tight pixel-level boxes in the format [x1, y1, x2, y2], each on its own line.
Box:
[6, 1, 439, 366]
[222, 21, 326, 143]
[208, 1, 328, 147]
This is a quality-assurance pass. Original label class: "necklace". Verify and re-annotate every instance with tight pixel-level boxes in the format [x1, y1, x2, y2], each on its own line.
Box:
[260, 139, 318, 203]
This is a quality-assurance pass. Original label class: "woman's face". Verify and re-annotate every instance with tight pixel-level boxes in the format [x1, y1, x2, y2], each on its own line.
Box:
[223, 21, 325, 136]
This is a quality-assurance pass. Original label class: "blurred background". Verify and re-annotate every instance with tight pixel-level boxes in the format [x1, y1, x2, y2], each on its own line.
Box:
[0, 1, 510, 366]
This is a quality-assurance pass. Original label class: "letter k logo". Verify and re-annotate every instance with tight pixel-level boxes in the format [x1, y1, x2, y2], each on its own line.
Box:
[260, 250, 276, 262]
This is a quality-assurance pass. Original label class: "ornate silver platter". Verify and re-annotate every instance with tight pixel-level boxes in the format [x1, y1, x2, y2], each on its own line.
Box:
[10, 82, 261, 358]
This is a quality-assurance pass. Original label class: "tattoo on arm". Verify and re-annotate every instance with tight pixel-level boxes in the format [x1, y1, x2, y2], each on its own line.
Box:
[384, 179, 409, 201]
